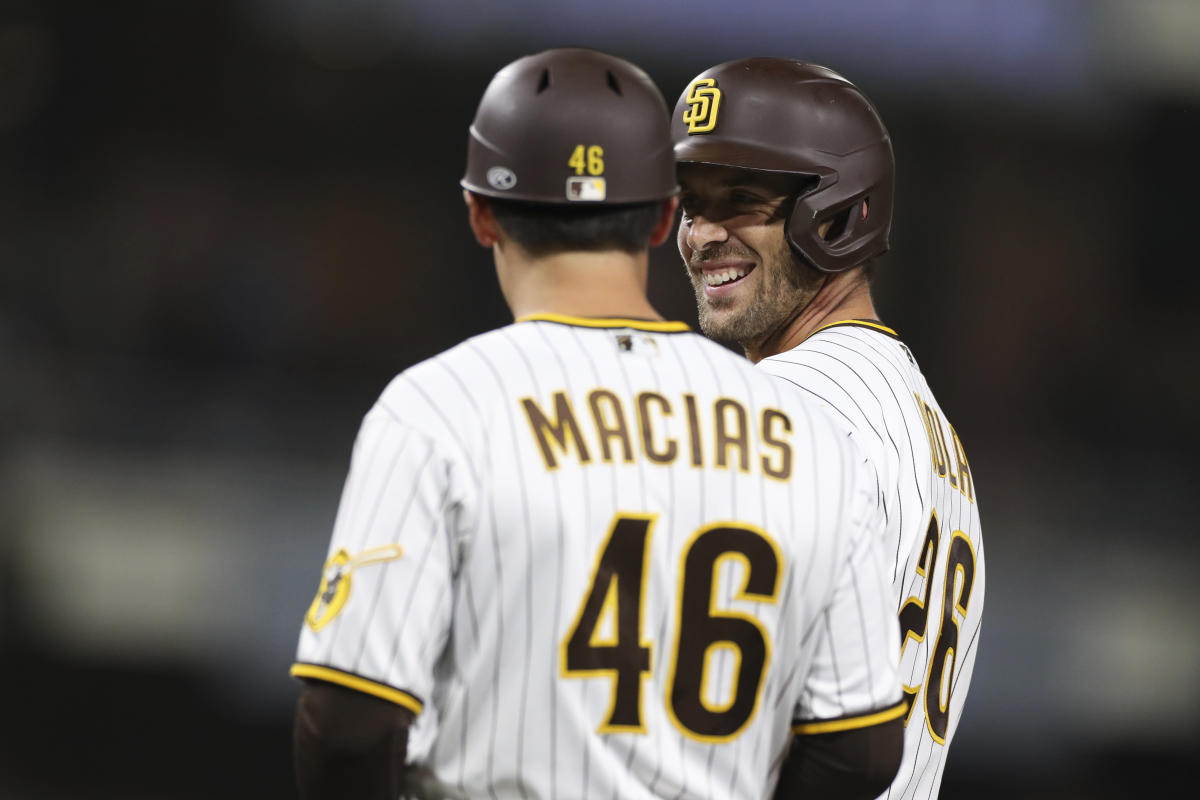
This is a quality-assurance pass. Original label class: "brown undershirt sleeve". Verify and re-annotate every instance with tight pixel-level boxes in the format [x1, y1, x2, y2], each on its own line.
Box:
[773, 715, 904, 800]
[293, 678, 416, 800]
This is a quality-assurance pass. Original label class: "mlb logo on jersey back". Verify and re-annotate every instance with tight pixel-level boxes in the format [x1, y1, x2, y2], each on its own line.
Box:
[613, 332, 659, 355]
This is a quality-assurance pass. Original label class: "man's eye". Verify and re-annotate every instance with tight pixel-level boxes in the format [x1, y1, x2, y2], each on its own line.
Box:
[730, 190, 762, 206]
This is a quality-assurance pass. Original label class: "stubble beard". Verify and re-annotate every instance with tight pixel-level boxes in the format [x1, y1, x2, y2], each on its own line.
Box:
[691, 238, 824, 351]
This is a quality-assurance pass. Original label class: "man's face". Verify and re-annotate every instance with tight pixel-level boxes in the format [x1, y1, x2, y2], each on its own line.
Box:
[676, 163, 823, 350]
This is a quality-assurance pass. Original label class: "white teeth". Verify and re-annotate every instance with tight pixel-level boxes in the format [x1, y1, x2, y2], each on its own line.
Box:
[701, 266, 749, 286]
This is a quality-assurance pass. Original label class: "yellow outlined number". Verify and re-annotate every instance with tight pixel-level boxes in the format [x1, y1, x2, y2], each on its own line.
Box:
[562, 513, 780, 740]
[667, 524, 780, 741]
[568, 144, 604, 176]
[898, 512, 978, 744]
[897, 514, 939, 723]
[561, 514, 654, 732]
[925, 532, 977, 743]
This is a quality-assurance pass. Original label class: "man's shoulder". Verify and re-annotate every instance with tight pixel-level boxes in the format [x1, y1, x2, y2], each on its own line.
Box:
[774, 321, 908, 364]
[762, 323, 922, 392]
[368, 328, 518, 431]
[383, 324, 533, 394]
[755, 323, 932, 446]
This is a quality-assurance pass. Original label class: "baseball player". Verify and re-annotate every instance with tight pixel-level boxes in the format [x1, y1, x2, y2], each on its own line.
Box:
[291, 49, 906, 800]
[671, 58, 986, 800]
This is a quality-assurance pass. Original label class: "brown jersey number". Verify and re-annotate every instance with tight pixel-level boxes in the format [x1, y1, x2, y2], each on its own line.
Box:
[898, 512, 978, 744]
[562, 513, 780, 742]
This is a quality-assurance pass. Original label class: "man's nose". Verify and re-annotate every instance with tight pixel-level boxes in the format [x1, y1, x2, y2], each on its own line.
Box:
[686, 214, 729, 251]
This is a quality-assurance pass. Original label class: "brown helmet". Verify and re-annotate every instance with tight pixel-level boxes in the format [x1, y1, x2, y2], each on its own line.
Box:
[672, 58, 893, 273]
[462, 48, 678, 205]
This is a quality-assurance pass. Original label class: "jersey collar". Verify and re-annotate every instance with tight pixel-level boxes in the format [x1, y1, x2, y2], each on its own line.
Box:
[812, 319, 900, 339]
[517, 312, 690, 333]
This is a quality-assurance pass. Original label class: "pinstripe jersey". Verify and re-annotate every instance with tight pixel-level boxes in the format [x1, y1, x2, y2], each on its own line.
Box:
[757, 319, 986, 800]
[292, 314, 903, 800]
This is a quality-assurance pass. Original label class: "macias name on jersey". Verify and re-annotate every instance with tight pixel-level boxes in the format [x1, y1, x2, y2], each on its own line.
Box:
[914, 392, 974, 503]
[520, 389, 793, 479]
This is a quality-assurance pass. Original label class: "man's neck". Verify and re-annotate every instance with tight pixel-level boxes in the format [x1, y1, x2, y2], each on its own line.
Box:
[745, 269, 878, 363]
[501, 248, 663, 322]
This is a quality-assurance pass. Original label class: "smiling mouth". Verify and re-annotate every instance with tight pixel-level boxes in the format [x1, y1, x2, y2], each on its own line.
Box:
[700, 263, 755, 287]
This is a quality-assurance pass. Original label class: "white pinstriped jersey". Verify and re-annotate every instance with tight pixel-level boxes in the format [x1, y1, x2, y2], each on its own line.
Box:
[758, 320, 986, 800]
[293, 314, 903, 800]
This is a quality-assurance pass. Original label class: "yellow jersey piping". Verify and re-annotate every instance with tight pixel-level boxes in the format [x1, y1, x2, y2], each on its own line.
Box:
[290, 663, 424, 715]
[517, 313, 690, 333]
[812, 319, 900, 339]
[791, 700, 907, 735]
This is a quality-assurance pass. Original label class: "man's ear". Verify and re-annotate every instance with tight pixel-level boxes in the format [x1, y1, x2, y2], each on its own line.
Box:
[464, 190, 500, 247]
[649, 196, 680, 247]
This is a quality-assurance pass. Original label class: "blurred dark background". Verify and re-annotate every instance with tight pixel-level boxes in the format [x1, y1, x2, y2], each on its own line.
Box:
[2, 1, 1197, 797]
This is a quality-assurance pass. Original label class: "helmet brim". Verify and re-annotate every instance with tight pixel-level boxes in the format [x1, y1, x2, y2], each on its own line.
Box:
[674, 138, 828, 179]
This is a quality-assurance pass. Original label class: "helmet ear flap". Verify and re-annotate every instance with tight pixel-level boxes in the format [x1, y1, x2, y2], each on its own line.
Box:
[785, 186, 887, 274]
[820, 204, 854, 244]
[823, 196, 881, 247]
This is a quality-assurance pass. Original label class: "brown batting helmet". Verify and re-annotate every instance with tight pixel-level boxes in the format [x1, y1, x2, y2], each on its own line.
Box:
[672, 58, 893, 274]
[462, 48, 678, 205]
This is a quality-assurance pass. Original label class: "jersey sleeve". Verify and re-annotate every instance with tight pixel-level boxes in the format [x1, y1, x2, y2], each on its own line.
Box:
[291, 404, 459, 718]
[793, 457, 903, 734]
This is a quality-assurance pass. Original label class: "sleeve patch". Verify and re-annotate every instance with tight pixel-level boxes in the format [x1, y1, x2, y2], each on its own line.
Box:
[304, 544, 404, 632]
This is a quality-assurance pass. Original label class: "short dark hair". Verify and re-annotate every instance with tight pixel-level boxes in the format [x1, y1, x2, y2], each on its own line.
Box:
[485, 196, 664, 257]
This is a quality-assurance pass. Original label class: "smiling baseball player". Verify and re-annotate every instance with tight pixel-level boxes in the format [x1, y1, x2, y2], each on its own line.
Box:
[672, 58, 986, 800]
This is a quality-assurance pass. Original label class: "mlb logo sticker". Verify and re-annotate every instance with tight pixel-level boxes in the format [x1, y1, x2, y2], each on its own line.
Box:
[567, 176, 606, 201]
